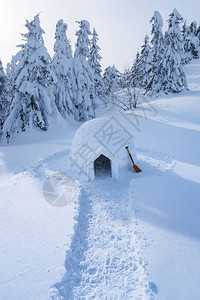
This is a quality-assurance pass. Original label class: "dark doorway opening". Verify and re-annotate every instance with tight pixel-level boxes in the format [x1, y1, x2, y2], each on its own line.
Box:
[94, 154, 112, 178]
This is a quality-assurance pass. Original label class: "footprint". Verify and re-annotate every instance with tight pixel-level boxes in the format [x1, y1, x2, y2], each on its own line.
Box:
[132, 264, 138, 271]
[149, 281, 158, 294]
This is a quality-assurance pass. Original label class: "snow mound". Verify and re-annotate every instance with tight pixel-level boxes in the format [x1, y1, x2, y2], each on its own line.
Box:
[70, 116, 134, 180]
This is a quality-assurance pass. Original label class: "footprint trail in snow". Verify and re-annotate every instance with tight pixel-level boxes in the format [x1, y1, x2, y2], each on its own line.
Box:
[53, 177, 155, 299]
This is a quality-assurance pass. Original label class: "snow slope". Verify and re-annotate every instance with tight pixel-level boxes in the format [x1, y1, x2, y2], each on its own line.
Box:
[0, 60, 200, 299]
[130, 94, 200, 299]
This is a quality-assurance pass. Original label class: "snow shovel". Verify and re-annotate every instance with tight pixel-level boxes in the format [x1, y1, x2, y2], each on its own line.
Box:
[125, 146, 142, 173]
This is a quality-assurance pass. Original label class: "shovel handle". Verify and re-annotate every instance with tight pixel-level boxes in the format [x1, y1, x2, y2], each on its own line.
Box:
[125, 146, 134, 164]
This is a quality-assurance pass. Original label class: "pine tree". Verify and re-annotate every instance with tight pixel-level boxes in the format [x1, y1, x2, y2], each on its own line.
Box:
[189, 21, 199, 59]
[190, 21, 198, 35]
[6, 56, 17, 103]
[88, 28, 105, 100]
[103, 65, 121, 95]
[182, 21, 187, 37]
[52, 19, 74, 119]
[146, 11, 165, 94]
[191, 36, 199, 59]
[2, 14, 59, 142]
[0, 60, 9, 131]
[196, 24, 200, 42]
[167, 9, 185, 59]
[183, 21, 199, 62]
[161, 9, 188, 93]
[120, 68, 132, 89]
[73, 20, 95, 121]
[130, 51, 140, 87]
[136, 35, 152, 89]
[182, 21, 193, 63]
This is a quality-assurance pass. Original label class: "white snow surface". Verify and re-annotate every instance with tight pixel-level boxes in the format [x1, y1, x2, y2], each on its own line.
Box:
[0, 60, 200, 299]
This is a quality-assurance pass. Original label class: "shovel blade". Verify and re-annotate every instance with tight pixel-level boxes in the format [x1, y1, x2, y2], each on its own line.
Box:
[133, 163, 142, 173]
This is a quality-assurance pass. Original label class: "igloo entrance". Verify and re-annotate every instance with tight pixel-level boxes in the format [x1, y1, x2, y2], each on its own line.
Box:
[94, 154, 112, 178]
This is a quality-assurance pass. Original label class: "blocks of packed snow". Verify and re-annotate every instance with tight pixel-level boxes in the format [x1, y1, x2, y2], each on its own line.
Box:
[70, 117, 134, 180]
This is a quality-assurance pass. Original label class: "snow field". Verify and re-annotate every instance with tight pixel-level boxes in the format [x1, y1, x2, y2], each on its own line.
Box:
[1, 61, 200, 299]
[0, 142, 78, 300]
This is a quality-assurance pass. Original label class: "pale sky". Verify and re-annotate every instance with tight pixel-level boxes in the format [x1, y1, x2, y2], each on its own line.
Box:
[1, 0, 200, 71]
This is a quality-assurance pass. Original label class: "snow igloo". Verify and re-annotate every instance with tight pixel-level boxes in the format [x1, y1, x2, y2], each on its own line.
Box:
[70, 116, 134, 180]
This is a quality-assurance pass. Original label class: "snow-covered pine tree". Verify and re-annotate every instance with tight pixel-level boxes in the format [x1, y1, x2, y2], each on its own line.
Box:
[88, 28, 105, 100]
[52, 19, 74, 119]
[190, 36, 199, 60]
[182, 21, 192, 63]
[197, 23, 200, 43]
[73, 20, 95, 121]
[161, 9, 188, 93]
[190, 21, 198, 36]
[146, 11, 165, 94]
[6, 56, 17, 104]
[103, 65, 121, 95]
[130, 51, 140, 88]
[2, 14, 59, 142]
[136, 35, 152, 89]
[183, 20, 200, 59]
[182, 20, 187, 37]
[167, 9, 186, 63]
[0, 60, 9, 131]
[120, 68, 132, 89]
[189, 21, 199, 59]
[183, 21, 199, 62]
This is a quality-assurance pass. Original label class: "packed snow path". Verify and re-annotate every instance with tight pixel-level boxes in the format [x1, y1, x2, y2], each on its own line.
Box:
[53, 177, 156, 299]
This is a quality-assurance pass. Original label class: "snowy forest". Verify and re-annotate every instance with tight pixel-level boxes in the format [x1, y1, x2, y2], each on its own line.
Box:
[0, 8, 199, 143]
